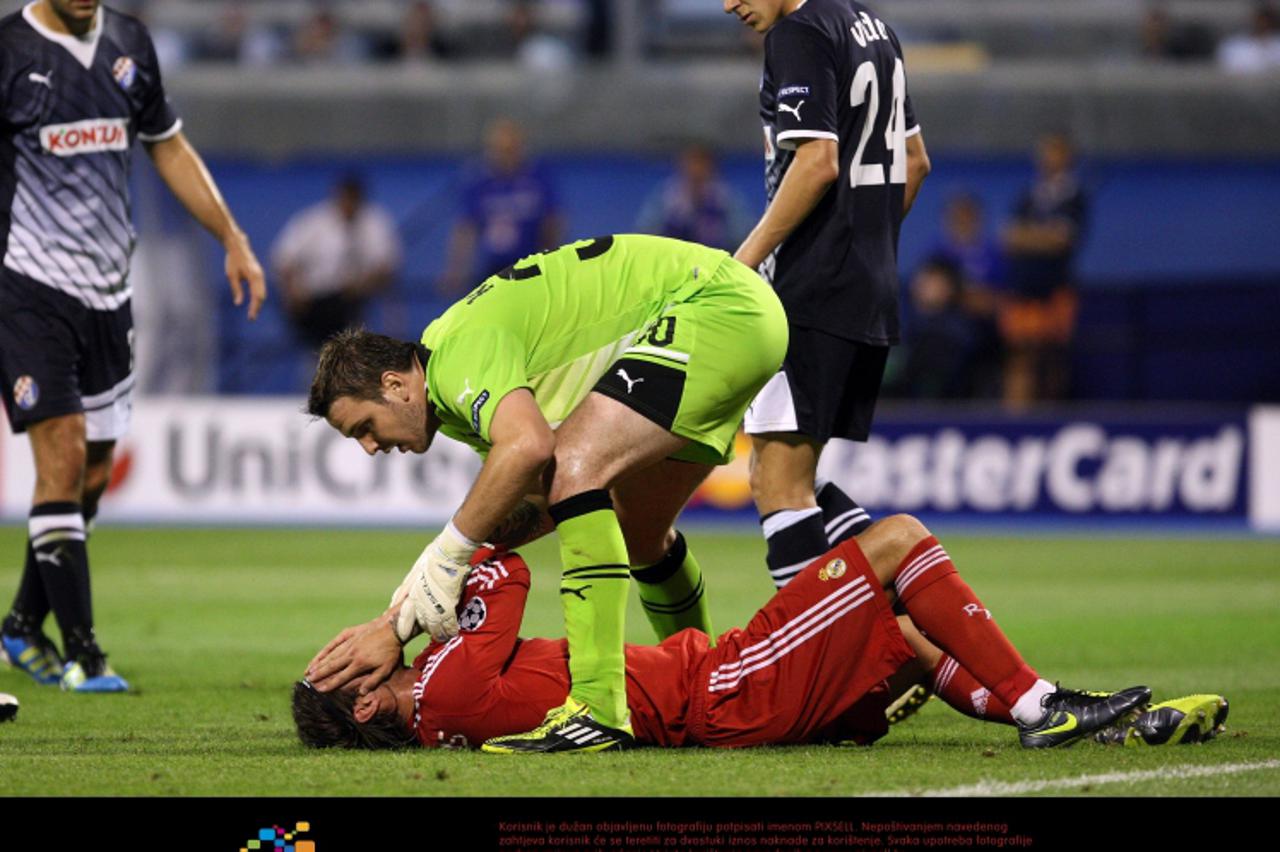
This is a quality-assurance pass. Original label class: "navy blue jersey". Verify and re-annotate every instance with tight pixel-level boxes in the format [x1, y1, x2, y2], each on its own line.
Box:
[1006, 175, 1088, 300]
[759, 0, 920, 346]
[459, 161, 560, 280]
[0, 3, 179, 311]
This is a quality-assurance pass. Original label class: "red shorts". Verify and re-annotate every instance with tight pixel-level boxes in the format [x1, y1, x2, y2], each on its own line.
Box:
[688, 540, 915, 747]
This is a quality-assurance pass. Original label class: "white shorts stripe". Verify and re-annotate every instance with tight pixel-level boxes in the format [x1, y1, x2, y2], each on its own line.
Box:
[744, 370, 798, 434]
[708, 588, 876, 693]
[623, 344, 690, 364]
[710, 577, 872, 683]
[83, 373, 135, 442]
[80, 373, 135, 411]
[709, 578, 872, 688]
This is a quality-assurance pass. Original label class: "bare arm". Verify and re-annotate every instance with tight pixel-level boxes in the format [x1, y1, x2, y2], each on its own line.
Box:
[488, 494, 555, 549]
[307, 392, 554, 693]
[145, 132, 266, 319]
[734, 137, 840, 270]
[451, 389, 556, 543]
[903, 131, 931, 217]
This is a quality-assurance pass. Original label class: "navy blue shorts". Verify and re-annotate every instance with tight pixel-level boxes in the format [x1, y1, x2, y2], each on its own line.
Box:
[0, 268, 134, 439]
[745, 325, 889, 443]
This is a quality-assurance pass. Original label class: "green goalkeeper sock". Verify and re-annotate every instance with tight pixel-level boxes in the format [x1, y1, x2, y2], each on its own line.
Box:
[631, 531, 715, 646]
[550, 490, 631, 729]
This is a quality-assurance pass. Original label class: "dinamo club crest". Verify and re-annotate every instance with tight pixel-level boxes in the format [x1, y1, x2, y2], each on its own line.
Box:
[112, 56, 137, 90]
[13, 375, 38, 411]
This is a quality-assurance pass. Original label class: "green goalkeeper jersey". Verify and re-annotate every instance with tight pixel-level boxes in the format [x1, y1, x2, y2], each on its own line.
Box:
[421, 234, 732, 453]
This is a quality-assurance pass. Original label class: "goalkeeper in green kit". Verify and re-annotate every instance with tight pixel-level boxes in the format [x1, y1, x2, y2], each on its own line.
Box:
[304, 235, 787, 752]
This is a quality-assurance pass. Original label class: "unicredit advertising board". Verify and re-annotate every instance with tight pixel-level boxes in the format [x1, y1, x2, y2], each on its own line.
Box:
[0, 398, 481, 525]
[1, 399, 1277, 530]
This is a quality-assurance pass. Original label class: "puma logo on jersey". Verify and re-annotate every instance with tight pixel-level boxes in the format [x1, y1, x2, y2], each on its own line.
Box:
[963, 603, 992, 620]
[456, 379, 475, 405]
[28, 70, 53, 89]
[779, 100, 805, 121]
[616, 369, 644, 394]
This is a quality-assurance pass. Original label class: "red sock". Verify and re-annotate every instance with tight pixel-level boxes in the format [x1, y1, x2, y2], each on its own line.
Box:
[931, 654, 1014, 726]
[894, 536, 1038, 710]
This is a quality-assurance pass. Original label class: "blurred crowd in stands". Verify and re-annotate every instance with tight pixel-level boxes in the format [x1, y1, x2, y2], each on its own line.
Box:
[127, 1, 1280, 75]
[886, 133, 1086, 408]
[266, 115, 1087, 407]
[128, 0, 613, 70]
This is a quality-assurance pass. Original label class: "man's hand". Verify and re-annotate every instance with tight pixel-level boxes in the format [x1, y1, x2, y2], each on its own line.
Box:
[144, 132, 266, 320]
[734, 137, 839, 270]
[225, 230, 267, 320]
[305, 615, 403, 694]
[392, 523, 478, 643]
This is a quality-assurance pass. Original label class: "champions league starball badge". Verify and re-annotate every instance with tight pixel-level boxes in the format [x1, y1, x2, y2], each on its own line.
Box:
[13, 375, 38, 410]
[112, 55, 137, 90]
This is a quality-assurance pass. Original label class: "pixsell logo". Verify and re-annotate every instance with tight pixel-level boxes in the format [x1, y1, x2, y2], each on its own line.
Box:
[238, 822, 313, 852]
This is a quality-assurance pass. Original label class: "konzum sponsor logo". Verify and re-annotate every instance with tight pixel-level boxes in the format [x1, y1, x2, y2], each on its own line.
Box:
[40, 118, 130, 157]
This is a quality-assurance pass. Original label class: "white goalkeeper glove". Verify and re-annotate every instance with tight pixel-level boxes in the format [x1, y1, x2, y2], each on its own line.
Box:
[392, 521, 479, 644]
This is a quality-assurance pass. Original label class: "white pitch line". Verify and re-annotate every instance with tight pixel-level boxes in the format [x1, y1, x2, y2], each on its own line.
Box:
[869, 759, 1280, 797]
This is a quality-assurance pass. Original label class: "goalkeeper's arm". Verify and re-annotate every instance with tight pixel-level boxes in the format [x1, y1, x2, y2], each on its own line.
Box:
[488, 496, 555, 550]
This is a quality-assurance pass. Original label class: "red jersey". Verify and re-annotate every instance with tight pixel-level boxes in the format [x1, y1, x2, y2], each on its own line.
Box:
[412, 543, 913, 749]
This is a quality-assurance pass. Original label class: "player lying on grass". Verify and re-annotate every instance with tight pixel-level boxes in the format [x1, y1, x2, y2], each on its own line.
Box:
[294, 513, 1170, 752]
[305, 235, 788, 753]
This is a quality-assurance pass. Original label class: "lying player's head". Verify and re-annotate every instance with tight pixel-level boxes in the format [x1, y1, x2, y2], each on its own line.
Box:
[308, 328, 433, 455]
[291, 680, 418, 750]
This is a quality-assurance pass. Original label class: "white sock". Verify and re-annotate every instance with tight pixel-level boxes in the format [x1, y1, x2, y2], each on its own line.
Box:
[1011, 679, 1056, 726]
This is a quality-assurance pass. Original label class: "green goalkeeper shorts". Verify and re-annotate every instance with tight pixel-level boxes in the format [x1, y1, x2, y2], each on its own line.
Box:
[590, 255, 788, 466]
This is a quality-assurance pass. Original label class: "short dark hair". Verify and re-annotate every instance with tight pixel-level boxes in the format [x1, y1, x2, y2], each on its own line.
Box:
[307, 328, 423, 418]
[291, 680, 419, 750]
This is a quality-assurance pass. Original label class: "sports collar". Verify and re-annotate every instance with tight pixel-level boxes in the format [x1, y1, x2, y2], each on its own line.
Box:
[23, 1, 103, 69]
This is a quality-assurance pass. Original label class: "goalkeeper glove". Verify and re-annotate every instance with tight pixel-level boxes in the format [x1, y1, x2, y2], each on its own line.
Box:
[392, 521, 479, 643]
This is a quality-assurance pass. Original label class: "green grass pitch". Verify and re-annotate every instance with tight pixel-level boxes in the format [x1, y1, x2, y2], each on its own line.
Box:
[1, 525, 1277, 797]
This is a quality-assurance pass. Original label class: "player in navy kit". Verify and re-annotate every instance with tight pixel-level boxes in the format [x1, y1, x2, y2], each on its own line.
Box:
[0, 1, 265, 692]
[723, 0, 931, 591]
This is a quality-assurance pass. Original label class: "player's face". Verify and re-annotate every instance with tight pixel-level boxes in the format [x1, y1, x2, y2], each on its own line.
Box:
[327, 383, 430, 456]
[723, 0, 792, 33]
[45, 0, 99, 25]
